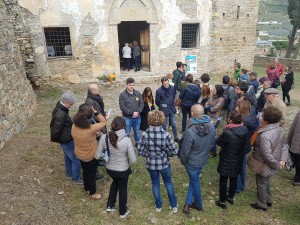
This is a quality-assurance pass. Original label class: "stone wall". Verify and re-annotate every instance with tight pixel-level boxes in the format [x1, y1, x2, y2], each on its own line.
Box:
[209, 0, 259, 78]
[7, 0, 259, 83]
[254, 55, 300, 71]
[0, 0, 36, 149]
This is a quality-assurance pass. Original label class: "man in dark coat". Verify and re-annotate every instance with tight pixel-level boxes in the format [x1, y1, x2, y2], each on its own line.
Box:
[172, 61, 184, 92]
[156, 77, 179, 142]
[85, 83, 109, 134]
[50, 92, 82, 184]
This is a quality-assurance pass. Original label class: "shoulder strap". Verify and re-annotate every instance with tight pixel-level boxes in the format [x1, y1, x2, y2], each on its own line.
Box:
[105, 134, 110, 157]
[146, 130, 164, 151]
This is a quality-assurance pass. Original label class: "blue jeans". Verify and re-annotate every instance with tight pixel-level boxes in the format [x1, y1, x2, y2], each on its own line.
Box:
[60, 140, 81, 181]
[236, 155, 246, 192]
[125, 116, 141, 142]
[185, 164, 203, 208]
[147, 166, 177, 208]
[135, 55, 141, 70]
[181, 105, 191, 132]
[162, 112, 178, 139]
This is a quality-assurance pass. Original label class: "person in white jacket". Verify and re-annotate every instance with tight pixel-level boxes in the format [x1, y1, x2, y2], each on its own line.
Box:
[122, 43, 132, 71]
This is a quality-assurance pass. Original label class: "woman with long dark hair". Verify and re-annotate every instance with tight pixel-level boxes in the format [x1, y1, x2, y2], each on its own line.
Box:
[71, 104, 106, 200]
[96, 116, 136, 218]
[235, 100, 258, 193]
[281, 65, 294, 106]
[140, 87, 155, 131]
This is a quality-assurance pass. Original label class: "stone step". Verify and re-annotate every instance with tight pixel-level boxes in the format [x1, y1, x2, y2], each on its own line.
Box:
[118, 70, 164, 84]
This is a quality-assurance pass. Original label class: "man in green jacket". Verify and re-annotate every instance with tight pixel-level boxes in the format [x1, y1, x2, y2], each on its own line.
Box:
[233, 62, 241, 81]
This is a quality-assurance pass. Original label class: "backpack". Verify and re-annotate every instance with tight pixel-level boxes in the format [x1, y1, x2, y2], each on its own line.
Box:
[223, 85, 230, 109]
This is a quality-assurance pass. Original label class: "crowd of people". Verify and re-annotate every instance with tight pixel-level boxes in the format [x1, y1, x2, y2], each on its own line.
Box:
[50, 58, 298, 218]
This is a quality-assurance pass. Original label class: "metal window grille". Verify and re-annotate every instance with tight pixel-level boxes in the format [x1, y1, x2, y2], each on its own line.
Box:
[181, 24, 199, 48]
[44, 27, 72, 57]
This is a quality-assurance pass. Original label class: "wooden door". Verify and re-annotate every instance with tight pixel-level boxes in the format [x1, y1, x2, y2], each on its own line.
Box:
[140, 23, 150, 70]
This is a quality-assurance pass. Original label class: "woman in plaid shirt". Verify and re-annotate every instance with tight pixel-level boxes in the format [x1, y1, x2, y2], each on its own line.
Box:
[137, 110, 179, 213]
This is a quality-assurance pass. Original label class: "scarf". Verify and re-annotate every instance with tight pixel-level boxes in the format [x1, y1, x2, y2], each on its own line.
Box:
[250, 125, 264, 146]
[225, 123, 243, 130]
[87, 92, 103, 106]
[192, 115, 211, 125]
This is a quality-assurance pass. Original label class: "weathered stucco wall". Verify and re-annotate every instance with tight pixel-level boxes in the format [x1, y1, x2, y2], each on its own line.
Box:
[9, 0, 258, 83]
[0, 0, 36, 149]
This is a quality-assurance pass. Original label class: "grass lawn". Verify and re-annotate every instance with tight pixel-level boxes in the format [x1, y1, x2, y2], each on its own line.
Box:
[0, 72, 300, 225]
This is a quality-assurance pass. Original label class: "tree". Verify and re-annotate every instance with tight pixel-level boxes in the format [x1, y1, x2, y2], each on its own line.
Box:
[285, 0, 300, 58]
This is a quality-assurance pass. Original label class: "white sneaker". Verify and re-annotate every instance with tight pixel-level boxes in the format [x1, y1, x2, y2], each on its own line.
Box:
[120, 208, 130, 219]
[170, 204, 178, 213]
[172, 207, 178, 213]
[156, 208, 161, 212]
[106, 206, 116, 212]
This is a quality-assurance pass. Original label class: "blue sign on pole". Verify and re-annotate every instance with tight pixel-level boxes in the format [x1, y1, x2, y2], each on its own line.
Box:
[185, 55, 197, 73]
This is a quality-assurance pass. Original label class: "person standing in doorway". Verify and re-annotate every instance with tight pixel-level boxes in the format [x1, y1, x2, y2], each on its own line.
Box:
[50, 91, 82, 185]
[133, 41, 141, 72]
[122, 43, 132, 71]
[119, 78, 144, 145]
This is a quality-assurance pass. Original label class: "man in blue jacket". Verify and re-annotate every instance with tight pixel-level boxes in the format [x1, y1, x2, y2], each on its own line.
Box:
[155, 77, 179, 142]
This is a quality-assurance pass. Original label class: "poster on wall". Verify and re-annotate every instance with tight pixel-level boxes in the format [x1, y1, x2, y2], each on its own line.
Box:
[185, 55, 197, 73]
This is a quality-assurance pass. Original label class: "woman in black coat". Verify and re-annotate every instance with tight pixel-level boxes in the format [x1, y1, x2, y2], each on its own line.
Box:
[215, 111, 248, 209]
[140, 87, 155, 131]
[281, 65, 294, 106]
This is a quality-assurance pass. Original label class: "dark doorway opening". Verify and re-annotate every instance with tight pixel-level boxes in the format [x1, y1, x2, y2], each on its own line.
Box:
[118, 21, 150, 72]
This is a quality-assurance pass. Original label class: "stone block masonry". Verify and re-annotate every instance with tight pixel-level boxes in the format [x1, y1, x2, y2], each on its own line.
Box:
[0, 0, 36, 149]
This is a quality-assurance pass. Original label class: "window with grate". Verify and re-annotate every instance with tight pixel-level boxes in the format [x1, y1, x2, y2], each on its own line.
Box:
[181, 24, 199, 48]
[44, 27, 73, 57]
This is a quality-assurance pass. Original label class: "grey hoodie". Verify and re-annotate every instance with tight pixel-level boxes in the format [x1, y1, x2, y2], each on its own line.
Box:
[96, 129, 136, 171]
[180, 122, 216, 168]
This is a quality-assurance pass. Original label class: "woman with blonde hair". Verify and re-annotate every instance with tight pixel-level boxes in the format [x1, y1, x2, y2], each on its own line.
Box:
[72, 104, 106, 200]
[137, 110, 178, 213]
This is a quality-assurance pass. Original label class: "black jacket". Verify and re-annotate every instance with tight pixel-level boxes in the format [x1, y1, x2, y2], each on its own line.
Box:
[243, 115, 258, 154]
[179, 84, 201, 107]
[50, 101, 73, 144]
[257, 89, 266, 112]
[217, 125, 248, 177]
[140, 98, 155, 131]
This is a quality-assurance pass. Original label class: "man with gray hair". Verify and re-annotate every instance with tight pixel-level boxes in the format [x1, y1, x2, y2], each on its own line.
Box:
[179, 104, 216, 214]
[50, 91, 82, 184]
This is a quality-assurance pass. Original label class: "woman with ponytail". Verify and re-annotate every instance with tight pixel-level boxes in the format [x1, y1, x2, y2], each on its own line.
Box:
[215, 110, 248, 209]
[72, 104, 106, 200]
[96, 116, 136, 218]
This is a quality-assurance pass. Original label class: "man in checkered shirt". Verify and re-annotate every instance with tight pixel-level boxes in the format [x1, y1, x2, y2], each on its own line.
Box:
[137, 110, 178, 213]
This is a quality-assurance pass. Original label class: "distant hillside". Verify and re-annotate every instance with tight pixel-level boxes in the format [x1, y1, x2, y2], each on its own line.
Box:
[257, 0, 292, 37]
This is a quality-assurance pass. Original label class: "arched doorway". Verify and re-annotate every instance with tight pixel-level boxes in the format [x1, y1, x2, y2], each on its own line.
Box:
[107, 0, 159, 75]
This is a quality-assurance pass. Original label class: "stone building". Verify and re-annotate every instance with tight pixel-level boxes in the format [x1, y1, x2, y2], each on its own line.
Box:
[5, 0, 259, 84]
[0, 0, 36, 149]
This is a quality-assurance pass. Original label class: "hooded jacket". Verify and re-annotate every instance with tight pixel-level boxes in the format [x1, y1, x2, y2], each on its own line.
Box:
[179, 84, 201, 107]
[96, 129, 136, 172]
[217, 125, 248, 177]
[50, 101, 73, 144]
[180, 120, 215, 168]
